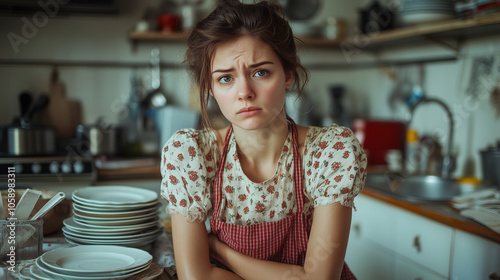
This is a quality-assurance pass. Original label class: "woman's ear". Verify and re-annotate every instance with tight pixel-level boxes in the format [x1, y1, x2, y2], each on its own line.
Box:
[285, 71, 293, 89]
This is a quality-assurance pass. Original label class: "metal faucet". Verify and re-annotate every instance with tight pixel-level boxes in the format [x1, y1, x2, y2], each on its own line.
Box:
[408, 97, 454, 179]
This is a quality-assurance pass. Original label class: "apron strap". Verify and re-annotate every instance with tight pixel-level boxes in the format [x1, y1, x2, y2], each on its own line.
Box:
[213, 125, 233, 218]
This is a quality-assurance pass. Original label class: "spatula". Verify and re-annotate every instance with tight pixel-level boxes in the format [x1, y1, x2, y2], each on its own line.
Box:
[12, 188, 42, 220]
[31, 192, 65, 220]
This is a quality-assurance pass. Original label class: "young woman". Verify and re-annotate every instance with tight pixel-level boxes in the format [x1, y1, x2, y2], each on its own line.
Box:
[160, 1, 367, 279]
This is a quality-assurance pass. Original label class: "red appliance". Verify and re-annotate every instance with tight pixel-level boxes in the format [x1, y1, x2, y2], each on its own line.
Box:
[352, 119, 407, 166]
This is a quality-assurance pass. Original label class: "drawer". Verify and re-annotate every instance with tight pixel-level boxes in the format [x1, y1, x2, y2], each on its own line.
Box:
[451, 230, 500, 279]
[395, 257, 448, 280]
[352, 194, 398, 249]
[395, 208, 453, 277]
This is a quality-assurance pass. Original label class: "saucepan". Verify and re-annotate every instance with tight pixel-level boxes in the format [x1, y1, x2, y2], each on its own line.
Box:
[480, 142, 500, 188]
[75, 118, 122, 156]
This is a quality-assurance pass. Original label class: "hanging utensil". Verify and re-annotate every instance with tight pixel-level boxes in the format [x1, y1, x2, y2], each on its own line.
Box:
[31, 192, 66, 221]
[141, 48, 167, 109]
[12, 188, 42, 220]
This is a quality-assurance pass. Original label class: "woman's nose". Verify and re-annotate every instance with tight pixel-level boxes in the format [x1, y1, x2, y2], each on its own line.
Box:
[237, 78, 255, 101]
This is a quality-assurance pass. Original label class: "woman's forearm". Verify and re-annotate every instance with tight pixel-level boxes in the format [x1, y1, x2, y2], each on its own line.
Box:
[177, 265, 243, 280]
[211, 239, 307, 280]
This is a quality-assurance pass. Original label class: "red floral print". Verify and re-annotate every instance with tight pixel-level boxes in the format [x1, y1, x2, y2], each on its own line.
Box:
[255, 203, 265, 213]
[334, 175, 343, 183]
[267, 185, 275, 194]
[319, 141, 328, 149]
[343, 151, 350, 159]
[169, 175, 179, 185]
[160, 125, 366, 226]
[188, 146, 197, 157]
[333, 142, 345, 150]
[188, 171, 198, 182]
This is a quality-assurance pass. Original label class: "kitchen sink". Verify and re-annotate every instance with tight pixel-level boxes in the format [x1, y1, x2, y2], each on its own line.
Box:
[364, 173, 485, 202]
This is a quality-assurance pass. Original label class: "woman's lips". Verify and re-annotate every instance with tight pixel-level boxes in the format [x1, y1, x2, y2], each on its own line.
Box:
[237, 107, 261, 116]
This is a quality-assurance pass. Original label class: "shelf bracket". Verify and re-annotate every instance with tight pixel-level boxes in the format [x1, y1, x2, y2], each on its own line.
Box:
[423, 35, 463, 54]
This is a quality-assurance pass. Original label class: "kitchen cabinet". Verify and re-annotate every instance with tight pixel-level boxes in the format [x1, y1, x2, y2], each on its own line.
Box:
[451, 229, 500, 279]
[347, 194, 469, 280]
[346, 193, 500, 280]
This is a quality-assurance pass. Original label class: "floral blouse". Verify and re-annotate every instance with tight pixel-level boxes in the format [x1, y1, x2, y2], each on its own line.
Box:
[160, 124, 367, 226]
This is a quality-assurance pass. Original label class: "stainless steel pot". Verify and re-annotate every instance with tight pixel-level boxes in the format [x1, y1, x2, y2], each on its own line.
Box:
[76, 123, 121, 156]
[0, 125, 56, 156]
[480, 147, 500, 188]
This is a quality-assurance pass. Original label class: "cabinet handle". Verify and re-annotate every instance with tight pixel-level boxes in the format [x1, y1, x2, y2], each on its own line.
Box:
[353, 223, 361, 237]
[413, 235, 421, 253]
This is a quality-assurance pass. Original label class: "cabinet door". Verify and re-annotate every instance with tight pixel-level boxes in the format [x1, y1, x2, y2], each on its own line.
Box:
[395, 208, 453, 277]
[345, 194, 396, 280]
[394, 257, 448, 280]
[352, 194, 398, 249]
[346, 238, 395, 280]
[451, 229, 500, 279]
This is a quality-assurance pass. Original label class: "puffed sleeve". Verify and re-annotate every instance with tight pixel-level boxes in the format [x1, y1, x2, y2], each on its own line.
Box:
[304, 125, 367, 210]
[160, 129, 218, 222]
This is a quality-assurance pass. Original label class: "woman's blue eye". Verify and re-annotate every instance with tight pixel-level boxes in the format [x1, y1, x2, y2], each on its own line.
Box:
[219, 76, 232, 83]
[255, 70, 268, 77]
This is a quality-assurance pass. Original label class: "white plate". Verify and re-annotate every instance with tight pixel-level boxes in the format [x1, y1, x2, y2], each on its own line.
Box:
[72, 186, 158, 205]
[41, 245, 152, 274]
[72, 198, 160, 211]
[72, 209, 159, 221]
[30, 264, 53, 280]
[63, 218, 156, 235]
[62, 226, 162, 240]
[36, 257, 150, 280]
[71, 217, 160, 229]
[63, 229, 162, 244]
[401, 12, 455, 25]
[64, 233, 160, 248]
[72, 203, 160, 217]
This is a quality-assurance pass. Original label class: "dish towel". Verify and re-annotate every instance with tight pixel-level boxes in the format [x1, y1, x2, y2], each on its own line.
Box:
[452, 188, 500, 233]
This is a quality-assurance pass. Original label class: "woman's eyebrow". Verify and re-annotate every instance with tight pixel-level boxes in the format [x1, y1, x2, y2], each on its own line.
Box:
[212, 61, 274, 74]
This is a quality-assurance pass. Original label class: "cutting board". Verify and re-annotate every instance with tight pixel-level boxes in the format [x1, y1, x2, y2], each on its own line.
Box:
[41, 69, 81, 141]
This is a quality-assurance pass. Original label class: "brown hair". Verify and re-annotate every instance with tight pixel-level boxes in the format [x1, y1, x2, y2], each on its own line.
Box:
[185, 0, 309, 130]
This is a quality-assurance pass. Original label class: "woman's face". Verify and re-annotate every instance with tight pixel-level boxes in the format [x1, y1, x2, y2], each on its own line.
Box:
[211, 35, 293, 131]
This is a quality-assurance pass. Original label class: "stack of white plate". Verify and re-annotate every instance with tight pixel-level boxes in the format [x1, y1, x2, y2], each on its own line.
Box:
[29, 245, 152, 280]
[63, 186, 162, 248]
[401, 0, 456, 25]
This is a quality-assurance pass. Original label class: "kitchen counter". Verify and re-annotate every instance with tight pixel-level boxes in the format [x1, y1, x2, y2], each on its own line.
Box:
[361, 187, 500, 244]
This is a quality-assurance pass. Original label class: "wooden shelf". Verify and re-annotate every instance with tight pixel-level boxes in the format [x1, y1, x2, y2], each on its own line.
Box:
[130, 13, 500, 51]
[130, 30, 190, 42]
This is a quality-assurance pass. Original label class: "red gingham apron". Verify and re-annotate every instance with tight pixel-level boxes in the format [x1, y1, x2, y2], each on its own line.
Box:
[210, 117, 356, 279]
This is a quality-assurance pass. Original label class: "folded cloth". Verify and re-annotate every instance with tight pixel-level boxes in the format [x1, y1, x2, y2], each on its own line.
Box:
[452, 188, 500, 233]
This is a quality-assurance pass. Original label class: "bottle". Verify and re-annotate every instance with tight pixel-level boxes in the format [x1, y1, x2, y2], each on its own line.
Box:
[405, 128, 420, 175]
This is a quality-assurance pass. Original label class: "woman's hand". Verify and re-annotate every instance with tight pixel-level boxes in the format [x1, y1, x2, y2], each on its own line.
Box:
[208, 233, 231, 266]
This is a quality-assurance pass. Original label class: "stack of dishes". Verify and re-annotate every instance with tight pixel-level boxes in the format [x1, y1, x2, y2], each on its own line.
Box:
[63, 186, 162, 248]
[400, 0, 456, 25]
[28, 245, 152, 280]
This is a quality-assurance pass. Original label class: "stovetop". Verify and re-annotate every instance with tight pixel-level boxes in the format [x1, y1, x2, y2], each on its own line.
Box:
[0, 155, 96, 185]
